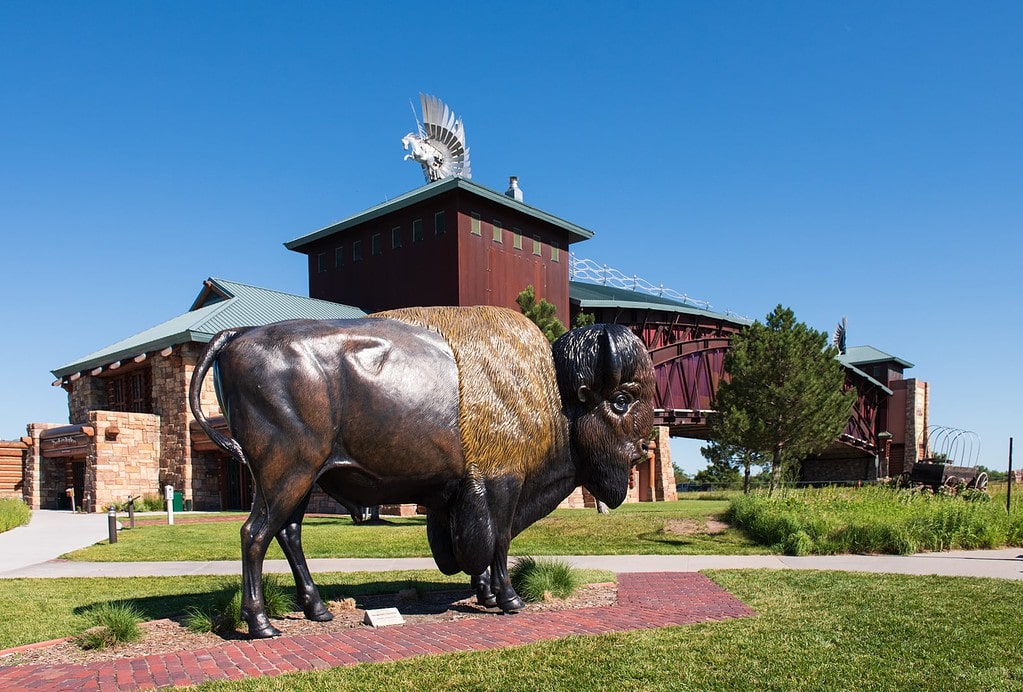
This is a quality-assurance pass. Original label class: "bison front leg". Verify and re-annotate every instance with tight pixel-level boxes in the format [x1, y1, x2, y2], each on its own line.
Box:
[471, 570, 498, 608]
[275, 492, 332, 623]
[489, 534, 525, 613]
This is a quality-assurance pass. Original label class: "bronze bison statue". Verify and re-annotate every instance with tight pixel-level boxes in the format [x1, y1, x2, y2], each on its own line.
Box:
[189, 305, 654, 638]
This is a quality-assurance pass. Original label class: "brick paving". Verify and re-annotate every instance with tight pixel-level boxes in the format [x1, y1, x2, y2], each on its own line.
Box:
[0, 573, 755, 690]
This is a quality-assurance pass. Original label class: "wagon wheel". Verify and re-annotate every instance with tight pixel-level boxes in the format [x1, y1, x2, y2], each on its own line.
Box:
[943, 475, 961, 492]
[973, 472, 989, 491]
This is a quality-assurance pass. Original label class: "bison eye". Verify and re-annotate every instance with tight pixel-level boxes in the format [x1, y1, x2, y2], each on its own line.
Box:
[610, 392, 632, 415]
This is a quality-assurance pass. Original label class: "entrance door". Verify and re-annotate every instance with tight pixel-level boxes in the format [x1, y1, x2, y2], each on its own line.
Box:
[220, 457, 253, 511]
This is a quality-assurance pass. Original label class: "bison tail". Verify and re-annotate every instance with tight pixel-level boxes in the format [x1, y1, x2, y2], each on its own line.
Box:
[188, 328, 250, 466]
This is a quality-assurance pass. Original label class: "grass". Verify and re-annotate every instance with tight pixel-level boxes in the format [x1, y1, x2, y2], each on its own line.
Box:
[64, 500, 767, 562]
[184, 575, 294, 634]
[0, 498, 30, 533]
[186, 569, 1023, 691]
[729, 485, 1023, 555]
[0, 568, 614, 649]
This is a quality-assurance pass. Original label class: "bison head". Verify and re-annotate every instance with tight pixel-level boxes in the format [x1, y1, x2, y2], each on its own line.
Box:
[551, 324, 655, 508]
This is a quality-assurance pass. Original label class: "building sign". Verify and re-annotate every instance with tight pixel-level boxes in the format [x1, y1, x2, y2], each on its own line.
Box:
[39, 425, 94, 459]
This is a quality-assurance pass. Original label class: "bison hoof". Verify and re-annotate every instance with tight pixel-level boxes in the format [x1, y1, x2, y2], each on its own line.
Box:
[249, 622, 282, 639]
[477, 593, 499, 608]
[305, 603, 334, 622]
[499, 595, 525, 613]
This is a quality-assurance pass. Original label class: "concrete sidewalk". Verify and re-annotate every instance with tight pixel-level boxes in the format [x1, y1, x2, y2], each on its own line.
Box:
[0, 510, 109, 574]
[2, 509, 1021, 580]
[3, 549, 1023, 580]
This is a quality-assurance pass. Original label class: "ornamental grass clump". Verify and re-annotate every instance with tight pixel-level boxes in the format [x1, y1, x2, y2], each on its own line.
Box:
[0, 498, 31, 533]
[509, 556, 581, 602]
[184, 575, 293, 635]
[728, 485, 1022, 556]
[74, 601, 144, 650]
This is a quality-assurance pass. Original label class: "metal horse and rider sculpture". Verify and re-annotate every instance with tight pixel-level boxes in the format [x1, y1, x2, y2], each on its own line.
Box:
[189, 306, 655, 638]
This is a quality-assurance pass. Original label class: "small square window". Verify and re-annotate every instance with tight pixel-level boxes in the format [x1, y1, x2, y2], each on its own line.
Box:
[371, 233, 382, 256]
[391, 227, 402, 249]
[413, 219, 424, 243]
[435, 211, 446, 235]
[532, 235, 542, 256]
[512, 229, 523, 250]
[316, 253, 327, 273]
[353, 240, 363, 262]
[334, 246, 344, 269]
[470, 212, 481, 236]
[493, 220, 503, 243]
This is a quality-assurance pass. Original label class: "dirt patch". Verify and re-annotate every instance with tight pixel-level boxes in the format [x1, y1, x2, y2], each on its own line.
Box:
[664, 519, 729, 536]
[0, 583, 617, 668]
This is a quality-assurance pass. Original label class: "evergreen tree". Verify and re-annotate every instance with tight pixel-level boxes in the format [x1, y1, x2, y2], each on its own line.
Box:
[711, 305, 854, 494]
[516, 285, 568, 343]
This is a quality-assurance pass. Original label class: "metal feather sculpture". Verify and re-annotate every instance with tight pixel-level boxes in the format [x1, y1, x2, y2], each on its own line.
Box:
[402, 94, 471, 182]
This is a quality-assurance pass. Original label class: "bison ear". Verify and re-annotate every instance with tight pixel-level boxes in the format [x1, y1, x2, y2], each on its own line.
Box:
[576, 385, 600, 407]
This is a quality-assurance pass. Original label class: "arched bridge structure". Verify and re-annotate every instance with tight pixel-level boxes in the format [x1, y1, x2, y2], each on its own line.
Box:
[569, 281, 890, 462]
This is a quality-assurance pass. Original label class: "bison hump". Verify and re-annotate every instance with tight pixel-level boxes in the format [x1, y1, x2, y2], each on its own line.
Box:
[371, 306, 566, 478]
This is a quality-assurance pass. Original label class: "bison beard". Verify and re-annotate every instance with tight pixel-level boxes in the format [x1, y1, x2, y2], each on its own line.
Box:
[189, 306, 654, 638]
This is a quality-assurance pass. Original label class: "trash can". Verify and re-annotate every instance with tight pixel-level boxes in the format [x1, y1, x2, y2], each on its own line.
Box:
[173, 491, 183, 512]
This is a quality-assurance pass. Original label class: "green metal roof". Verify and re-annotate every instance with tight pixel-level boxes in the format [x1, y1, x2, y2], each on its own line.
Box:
[569, 281, 751, 326]
[284, 176, 595, 251]
[52, 278, 366, 379]
[839, 345, 914, 369]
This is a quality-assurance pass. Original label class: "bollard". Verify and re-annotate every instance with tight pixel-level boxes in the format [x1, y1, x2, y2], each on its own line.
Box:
[127, 500, 135, 530]
[165, 484, 175, 526]
[107, 508, 117, 544]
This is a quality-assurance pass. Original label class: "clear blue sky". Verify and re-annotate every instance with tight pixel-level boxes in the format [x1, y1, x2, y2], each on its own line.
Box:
[2, 2, 1019, 474]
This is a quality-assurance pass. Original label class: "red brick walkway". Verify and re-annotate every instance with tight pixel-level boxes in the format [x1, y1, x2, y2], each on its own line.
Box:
[0, 573, 755, 690]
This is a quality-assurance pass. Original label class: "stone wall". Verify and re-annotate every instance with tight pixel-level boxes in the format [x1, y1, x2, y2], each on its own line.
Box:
[559, 426, 676, 508]
[67, 376, 105, 425]
[23, 422, 65, 509]
[904, 379, 929, 465]
[87, 410, 161, 512]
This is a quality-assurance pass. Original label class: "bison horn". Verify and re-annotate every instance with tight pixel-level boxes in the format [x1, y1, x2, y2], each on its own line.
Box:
[602, 326, 623, 387]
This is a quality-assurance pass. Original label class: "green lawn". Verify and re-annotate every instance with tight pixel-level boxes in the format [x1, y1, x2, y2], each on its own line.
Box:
[65, 500, 768, 562]
[188, 569, 1023, 691]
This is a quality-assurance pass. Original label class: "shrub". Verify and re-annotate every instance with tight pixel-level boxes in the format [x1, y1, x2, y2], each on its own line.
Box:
[74, 601, 143, 650]
[509, 556, 581, 602]
[0, 498, 30, 533]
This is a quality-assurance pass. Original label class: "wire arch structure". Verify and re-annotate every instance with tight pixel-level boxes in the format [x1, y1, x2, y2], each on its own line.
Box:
[926, 426, 982, 467]
[569, 255, 747, 319]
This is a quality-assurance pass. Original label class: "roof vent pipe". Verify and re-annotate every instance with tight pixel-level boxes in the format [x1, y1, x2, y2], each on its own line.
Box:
[505, 176, 523, 202]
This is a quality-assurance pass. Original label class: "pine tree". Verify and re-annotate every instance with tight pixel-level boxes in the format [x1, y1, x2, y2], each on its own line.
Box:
[711, 305, 854, 494]
[516, 285, 567, 344]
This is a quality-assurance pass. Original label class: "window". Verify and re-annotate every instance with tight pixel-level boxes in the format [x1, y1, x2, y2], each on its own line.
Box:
[435, 211, 446, 235]
[353, 240, 363, 262]
[413, 219, 424, 243]
[106, 370, 152, 414]
[316, 253, 327, 273]
[551, 241, 560, 262]
[391, 227, 402, 249]
[532, 235, 542, 256]
[371, 233, 382, 256]
[493, 220, 503, 243]
[470, 212, 481, 236]
[512, 228, 523, 250]
[334, 246, 344, 269]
